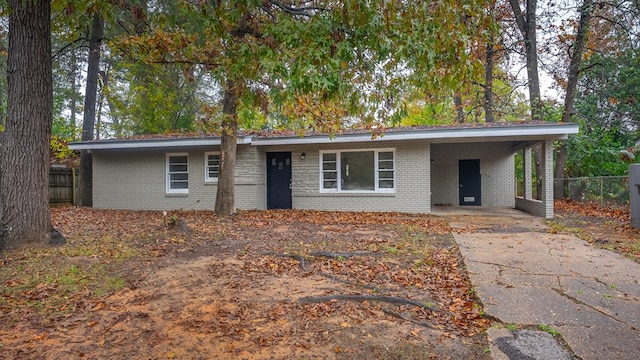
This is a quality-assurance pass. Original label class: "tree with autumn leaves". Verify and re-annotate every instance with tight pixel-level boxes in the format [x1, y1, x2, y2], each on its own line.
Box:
[2, 0, 639, 248]
[118, 0, 491, 216]
[0, 0, 490, 247]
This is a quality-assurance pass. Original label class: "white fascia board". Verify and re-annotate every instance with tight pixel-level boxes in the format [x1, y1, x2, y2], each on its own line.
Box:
[68, 136, 253, 150]
[252, 124, 579, 146]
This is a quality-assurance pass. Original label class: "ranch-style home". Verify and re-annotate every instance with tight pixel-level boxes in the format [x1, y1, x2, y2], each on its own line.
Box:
[68, 122, 579, 218]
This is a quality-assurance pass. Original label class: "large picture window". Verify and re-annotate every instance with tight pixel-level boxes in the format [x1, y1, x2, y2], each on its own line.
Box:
[320, 149, 395, 192]
[205, 152, 220, 182]
[166, 153, 189, 193]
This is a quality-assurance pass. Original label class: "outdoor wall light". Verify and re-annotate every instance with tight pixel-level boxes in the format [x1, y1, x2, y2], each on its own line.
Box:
[301, 152, 306, 160]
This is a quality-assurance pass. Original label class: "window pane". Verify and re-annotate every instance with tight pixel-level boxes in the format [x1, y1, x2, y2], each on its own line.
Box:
[170, 156, 187, 164]
[168, 155, 188, 192]
[324, 172, 337, 180]
[323, 153, 336, 162]
[170, 164, 188, 172]
[322, 153, 338, 189]
[378, 152, 394, 170]
[341, 151, 374, 190]
[207, 154, 220, 179]
[171, 173, 188, 181]
[379, 180, 394, 189]
[171, 181, 189, 189]
[377, 152, 394, 190]
[208, 158, 220, 166]
[323, 162, 337, 171]
[379, 170, 394, 179]
[323, 180, 338, 189]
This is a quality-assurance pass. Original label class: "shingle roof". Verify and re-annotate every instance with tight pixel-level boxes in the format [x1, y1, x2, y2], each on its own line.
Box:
[67, 121, 579, 150]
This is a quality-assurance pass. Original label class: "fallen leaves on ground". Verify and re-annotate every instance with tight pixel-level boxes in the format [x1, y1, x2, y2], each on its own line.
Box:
[0, 207, 491, 359]
[553, 199, 640, 262]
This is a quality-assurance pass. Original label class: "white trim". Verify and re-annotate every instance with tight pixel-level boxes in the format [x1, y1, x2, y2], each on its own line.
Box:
[319, 148, 396, 193]
[204, 151, 220, 183]
[253, 124, 579, 145]
[166, 152, 189, 194]
[68, 124, 578, 149]
[68, 136, 252, 150]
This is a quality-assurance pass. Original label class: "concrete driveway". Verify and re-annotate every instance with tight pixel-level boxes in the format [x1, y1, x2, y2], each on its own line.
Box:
[448, 211, 640, 360]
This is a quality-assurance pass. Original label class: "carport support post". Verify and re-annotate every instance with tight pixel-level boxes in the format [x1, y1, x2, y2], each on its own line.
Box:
[524, 148, 533, 200]
[542, 139, 554, 218]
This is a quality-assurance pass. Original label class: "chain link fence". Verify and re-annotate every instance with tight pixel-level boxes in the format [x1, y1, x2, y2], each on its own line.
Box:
[555, 176, 629, 206]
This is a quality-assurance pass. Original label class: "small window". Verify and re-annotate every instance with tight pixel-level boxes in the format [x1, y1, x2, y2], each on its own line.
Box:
[320, 149, 395, 192]
[378, 151, 395, 189]
[205, 152, 221, 182]
[322, 153, 338, 189]
[166, 153, 188, 193]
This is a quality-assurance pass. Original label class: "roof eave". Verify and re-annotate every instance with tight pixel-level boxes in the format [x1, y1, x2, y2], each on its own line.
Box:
[67, 136, 252, 150]
[252, 124, 579, 146]
[66, 124, 579, 149]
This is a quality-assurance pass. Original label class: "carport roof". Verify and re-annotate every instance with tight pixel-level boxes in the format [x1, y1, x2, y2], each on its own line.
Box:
[68, 122, 579, 150]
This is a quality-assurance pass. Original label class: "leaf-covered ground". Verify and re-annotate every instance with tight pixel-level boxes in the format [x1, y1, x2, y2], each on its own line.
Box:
[552, 199, 640, 263]
[0, 208, 491, 359]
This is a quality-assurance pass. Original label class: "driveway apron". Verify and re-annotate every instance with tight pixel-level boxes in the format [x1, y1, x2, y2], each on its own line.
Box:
[451, 214, 640, 360]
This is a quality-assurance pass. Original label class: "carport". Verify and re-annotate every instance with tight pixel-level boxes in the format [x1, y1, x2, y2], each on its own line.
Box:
[428, 125, 576, 218]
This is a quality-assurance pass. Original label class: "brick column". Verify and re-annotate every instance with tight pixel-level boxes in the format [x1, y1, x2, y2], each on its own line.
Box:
[542, 139, 554, 218]
[524, 147, 533, 200]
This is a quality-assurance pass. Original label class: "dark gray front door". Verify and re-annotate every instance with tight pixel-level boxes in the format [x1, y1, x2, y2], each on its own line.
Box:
[459, 159, 481, 206]
[267, 152, 292, 209]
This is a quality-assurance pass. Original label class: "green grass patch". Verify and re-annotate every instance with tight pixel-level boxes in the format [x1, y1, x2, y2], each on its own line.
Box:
[0, 235, 139, 323]
[546, 221, 591, 240]
[538, 324, 561, 337]
[384, 246, 400, 255]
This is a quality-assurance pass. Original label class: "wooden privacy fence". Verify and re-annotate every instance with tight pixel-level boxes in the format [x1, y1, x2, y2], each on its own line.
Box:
[49, 167, 77, 205]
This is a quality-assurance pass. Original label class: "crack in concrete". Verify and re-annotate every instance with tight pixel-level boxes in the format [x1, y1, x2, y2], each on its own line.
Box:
[551, 288, 639, 331]
[594, 277, 609, 287]
[467, 259, 528, 273]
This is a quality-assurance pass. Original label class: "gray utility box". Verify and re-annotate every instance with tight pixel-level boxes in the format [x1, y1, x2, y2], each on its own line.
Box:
[631, 164, 640, 228]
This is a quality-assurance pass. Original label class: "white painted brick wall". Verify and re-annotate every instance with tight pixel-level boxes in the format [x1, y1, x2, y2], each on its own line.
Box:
[93, 139, 528, 214]
[93, 144, 265, 211]
[430, 142, 515, 207]
[270, 140, 431, 213]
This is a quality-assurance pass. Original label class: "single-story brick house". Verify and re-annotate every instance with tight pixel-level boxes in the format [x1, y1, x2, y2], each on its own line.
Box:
[68, 122, 579, 218]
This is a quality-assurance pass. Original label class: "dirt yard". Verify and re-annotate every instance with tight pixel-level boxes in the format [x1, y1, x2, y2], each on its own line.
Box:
[0, 208, 492, 359]
[551, 199, 640, 263]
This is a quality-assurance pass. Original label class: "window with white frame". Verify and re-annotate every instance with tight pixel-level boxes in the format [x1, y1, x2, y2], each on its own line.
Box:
[166, 153, 189, 193]
[205, 152, 221, 182]
[320, 149, 395, 192]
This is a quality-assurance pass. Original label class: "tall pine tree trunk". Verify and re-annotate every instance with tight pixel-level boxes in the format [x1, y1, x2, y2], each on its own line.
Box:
[510, 0, 543, 196]
[509, 0, 543, 120]
[214, 80, 238, 216]
[484, 41, 495, 123]
[454, 94, 464, 123]
[562, 0, 592, 124]
[0, 0, 53, 249]
[0, 42, 6, 128]
[69, 49, 78, 137]
[524, 0, 543, 122]
[77, 13, 104, 206]
[555, 0, 593, 198]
